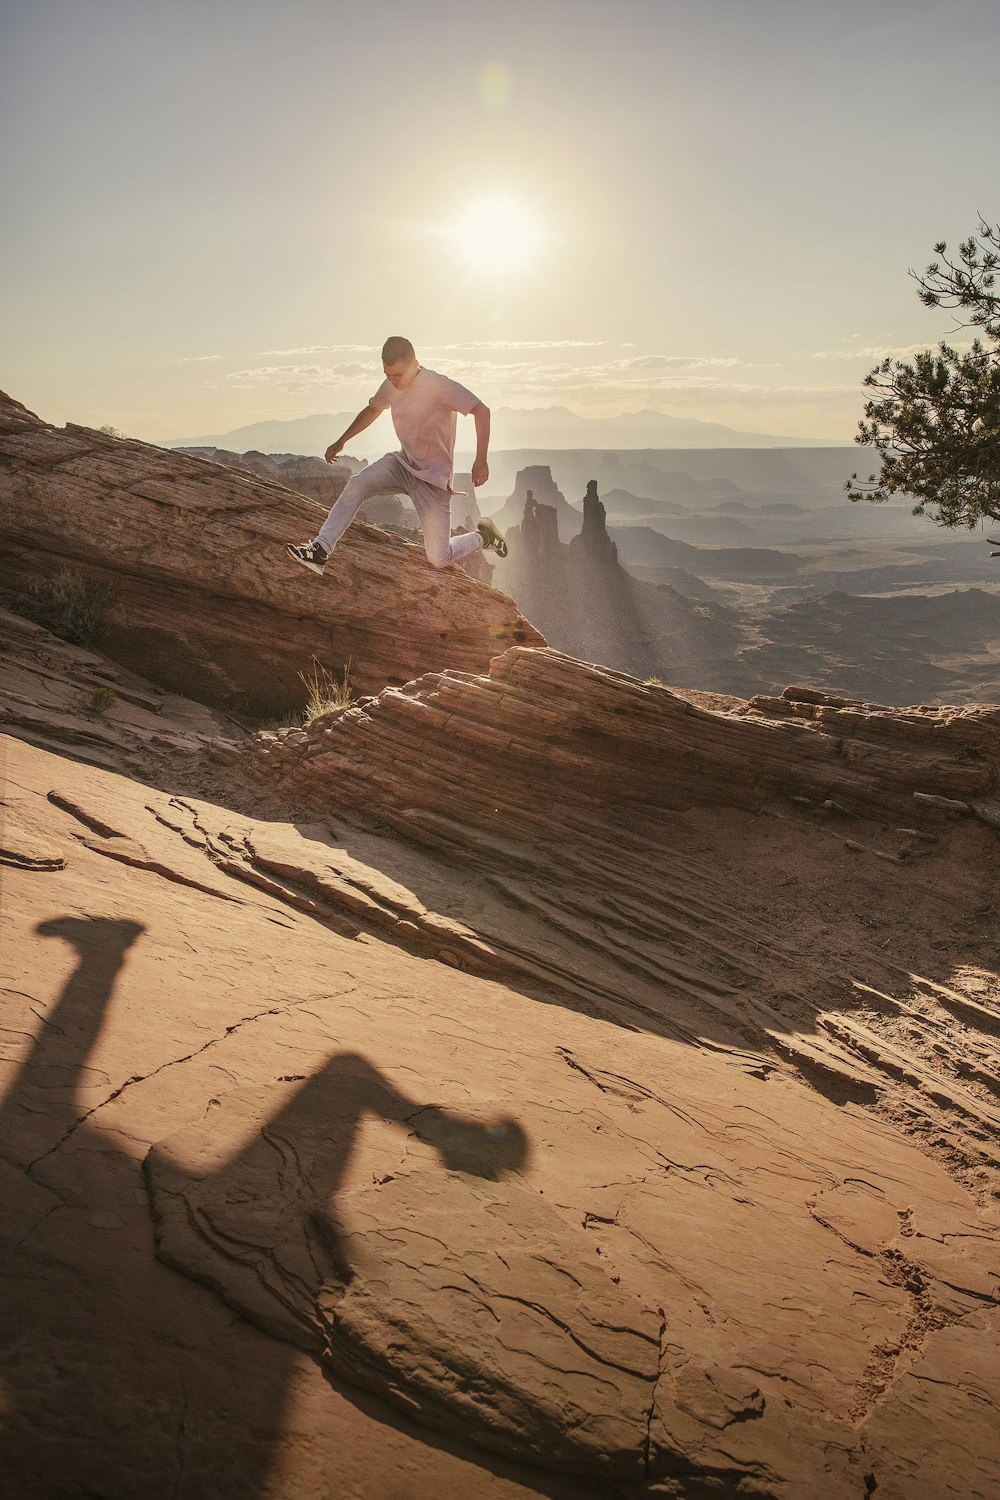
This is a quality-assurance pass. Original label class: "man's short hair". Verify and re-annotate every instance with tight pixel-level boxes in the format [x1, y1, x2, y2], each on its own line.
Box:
[382, 335, 416, 365]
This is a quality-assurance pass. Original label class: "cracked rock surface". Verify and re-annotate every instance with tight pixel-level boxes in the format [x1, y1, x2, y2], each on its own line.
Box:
[2, 617, 999, 1496]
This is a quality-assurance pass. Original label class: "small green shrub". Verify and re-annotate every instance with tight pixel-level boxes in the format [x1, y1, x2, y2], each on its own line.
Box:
[643, 675, 664, 687]
[299, 657, 353, 724]
[12, 570, 115, 646]
[98, 424, 127, 439]
[84, 685, 118, 714]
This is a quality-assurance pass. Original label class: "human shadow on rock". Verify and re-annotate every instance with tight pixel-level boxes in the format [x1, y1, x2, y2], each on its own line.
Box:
[1, 923, 587, 1500]
[143, 1053, 670, 1487]
[2, 916, 145, 1167]
[144, 1050, 530, 1355]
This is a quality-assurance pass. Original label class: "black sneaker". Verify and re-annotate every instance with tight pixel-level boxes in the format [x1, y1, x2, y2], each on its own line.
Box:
[286, 540, 328, 574]
[477, 518, 508, 558]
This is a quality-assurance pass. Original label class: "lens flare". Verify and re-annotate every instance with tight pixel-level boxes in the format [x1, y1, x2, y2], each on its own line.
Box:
[478, 59, 512, 112]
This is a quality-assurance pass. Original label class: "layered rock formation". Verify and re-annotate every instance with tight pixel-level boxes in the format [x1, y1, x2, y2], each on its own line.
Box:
[176, 445, 361, 509]
[0, 393, 540, 717]
[250, 644, 1000, 831]
[0, 604, 241, 779]
[490, 464, 581, 539]
[516, 488, 561, 559]
[4, 624, 999, 1497]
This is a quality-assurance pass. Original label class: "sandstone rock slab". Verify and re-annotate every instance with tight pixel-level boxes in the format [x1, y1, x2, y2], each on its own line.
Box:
[146, 1074, 667, 1481]
[0, 392, 543, 716]
[320, 1169, 663, 1481]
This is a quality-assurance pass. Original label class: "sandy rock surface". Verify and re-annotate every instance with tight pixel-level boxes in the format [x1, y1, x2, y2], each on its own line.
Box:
[3, 623, 999, 1496]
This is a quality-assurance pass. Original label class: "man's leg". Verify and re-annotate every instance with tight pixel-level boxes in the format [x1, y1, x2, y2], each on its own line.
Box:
[409, 482, 485, 568]
[314, 454, 412, 554]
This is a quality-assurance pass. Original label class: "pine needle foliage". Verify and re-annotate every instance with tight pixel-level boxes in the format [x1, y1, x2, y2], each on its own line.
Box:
[847, 218, 1000, 528]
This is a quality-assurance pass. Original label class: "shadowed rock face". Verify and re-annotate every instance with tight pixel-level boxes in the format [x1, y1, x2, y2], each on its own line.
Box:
[0, 392, 542, 717]
[252, 645, 1000, 827]
[249, 647, 1000, 1168]
[0, 605, 242, 777]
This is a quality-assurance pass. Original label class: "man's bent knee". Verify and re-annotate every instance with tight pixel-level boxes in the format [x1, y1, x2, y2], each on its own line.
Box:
[425, 543, 454, 569]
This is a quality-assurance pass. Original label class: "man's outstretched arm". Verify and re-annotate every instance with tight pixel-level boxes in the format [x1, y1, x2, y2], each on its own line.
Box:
[471, 402, 490, 487]
[325, 406, 382, 464]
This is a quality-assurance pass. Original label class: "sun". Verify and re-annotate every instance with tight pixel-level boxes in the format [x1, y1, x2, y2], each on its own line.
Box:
[451, 194, 544, 277]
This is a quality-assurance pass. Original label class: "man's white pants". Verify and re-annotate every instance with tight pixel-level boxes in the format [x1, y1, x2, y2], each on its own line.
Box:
[315, 454, 484, 567]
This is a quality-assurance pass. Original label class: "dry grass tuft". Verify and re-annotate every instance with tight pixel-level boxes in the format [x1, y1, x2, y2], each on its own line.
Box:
[10, 570, 115, 646]
[298, 658, 353, 724]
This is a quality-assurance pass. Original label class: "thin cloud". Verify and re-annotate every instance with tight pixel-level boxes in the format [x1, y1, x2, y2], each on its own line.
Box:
[812, 342, 969, 361]
[224, 363, 368, 394]
[441, 354, 746, 397]
[179, 353, 223, 363]
[603, 354, 739, 372]
[217, 351, 858, 414]
[622, 381, 860, 408]
[258, 344, 373, 356]
[435, 339, 630, 351]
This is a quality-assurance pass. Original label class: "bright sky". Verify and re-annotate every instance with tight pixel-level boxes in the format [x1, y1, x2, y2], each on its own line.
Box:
[2, 0, 997, 444]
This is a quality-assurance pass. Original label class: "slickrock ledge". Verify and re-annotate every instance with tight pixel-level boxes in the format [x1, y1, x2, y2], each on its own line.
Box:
[0, 392, 541, 715]
[246, 647, 1000, 1177]
[3, 557, 999, 1497]
[250, 644, 1000, 833]
[4, 669, 1000, 1498]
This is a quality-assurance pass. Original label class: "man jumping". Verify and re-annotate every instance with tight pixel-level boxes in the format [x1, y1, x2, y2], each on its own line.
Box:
[286, 336, 508, 575]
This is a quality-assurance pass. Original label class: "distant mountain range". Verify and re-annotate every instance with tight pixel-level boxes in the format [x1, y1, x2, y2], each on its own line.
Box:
[164, 405, 848, 457]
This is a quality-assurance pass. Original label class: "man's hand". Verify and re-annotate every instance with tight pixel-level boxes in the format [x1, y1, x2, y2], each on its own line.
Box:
[471, 403, 490, 488]
[325, 404, 382, 464]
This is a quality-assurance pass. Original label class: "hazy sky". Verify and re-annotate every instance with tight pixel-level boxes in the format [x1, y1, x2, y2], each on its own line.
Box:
[2, 0, 998, 443]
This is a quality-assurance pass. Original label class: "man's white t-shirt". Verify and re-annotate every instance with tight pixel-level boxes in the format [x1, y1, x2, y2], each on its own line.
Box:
[369, 367, 480, 491]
